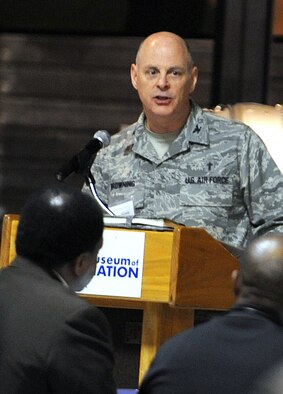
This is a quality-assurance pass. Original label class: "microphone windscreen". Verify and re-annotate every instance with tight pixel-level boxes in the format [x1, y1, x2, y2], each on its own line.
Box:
[94, 130, 111, 148]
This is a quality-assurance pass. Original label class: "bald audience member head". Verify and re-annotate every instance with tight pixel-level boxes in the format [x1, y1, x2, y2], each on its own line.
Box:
[233, 234, 283, 314]
[250, 359, 283, 394]
[16, 185, 104, 291]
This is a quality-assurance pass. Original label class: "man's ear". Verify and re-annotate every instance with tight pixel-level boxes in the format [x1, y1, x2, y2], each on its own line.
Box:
[130, 63, 138, 90]
[231, 269, 241, 297]
[189, 66, 198, 94]
[73, 253, 90, 277]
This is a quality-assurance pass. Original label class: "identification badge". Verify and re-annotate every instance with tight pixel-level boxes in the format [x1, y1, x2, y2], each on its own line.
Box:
[109, 199, 135, 216]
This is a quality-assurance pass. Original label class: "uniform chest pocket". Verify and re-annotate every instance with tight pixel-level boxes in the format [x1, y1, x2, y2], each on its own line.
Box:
[108, 182, 145, 209]
[180, 183, 233, 207]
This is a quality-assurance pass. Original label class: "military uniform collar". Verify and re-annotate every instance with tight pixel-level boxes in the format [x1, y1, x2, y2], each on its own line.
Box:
[133, 101, 210, 144]
[184, 100, 210, 146]
[132, 114, 161, 163]
[131, 101, 210, 163]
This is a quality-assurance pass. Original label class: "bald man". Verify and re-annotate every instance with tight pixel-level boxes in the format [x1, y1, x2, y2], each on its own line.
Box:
[138, 234, 283, 394]
[83, 31, 283, 247]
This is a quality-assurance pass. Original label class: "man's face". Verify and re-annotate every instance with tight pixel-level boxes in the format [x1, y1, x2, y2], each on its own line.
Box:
[131, 34, 198, 131]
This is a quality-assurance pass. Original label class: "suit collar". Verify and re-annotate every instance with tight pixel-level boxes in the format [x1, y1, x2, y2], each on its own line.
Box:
[11, 256, 62, 284]
[232, 303, 283, 326]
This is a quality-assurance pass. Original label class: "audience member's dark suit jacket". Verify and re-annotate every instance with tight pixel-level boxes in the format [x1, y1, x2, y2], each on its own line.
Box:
[139, 305, 283, 394]
[0, 256, 116, 394]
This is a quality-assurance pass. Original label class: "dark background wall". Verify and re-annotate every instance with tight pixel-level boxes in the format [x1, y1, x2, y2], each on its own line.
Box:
[0, 0, 217, 37]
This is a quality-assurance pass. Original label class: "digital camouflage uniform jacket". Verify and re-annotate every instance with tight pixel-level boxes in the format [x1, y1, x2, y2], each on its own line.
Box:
[84, 101, 283, 247]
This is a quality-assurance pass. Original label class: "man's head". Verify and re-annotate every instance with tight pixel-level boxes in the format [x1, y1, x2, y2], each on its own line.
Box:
[16, 185, 104, 291]
[233, 234, 283, 311]
[130, 31, 198, 133]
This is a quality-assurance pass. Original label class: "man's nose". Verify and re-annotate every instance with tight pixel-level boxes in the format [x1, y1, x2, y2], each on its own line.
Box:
[157, 73, 169, 89]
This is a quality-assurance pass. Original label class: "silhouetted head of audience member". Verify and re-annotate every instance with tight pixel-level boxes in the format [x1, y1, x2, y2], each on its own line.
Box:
[249, 359, 283, 394]
[232, 234, 283, 316]
[16, 185, 104, 291]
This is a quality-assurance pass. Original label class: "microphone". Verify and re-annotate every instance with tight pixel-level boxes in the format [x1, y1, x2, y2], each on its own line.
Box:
[55, 130, 111, 182]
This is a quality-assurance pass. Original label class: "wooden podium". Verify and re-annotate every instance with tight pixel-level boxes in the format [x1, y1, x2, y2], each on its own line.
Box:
[0, 214, 239, 383]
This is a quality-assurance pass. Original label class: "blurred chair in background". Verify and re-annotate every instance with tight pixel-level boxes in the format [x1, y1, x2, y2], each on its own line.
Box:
[211, 103, 283, 173]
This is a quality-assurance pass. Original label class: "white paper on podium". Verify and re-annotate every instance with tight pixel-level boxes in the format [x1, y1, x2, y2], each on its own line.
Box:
[80, 229, 145, 298]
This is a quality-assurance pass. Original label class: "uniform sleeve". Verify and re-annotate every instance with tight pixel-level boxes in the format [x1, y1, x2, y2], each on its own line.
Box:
[240, 128, 283, 237]
[47, 304, 116, 394]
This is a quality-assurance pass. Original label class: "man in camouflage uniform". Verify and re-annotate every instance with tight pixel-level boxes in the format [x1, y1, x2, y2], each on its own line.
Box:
[84, 31, 283, 247]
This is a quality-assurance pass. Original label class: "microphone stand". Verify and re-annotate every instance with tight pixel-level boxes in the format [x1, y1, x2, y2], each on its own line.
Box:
[85, 170, 114, 216]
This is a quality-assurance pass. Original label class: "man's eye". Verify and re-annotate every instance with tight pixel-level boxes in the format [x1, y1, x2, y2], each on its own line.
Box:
[171, 70, 181, 76]
[146, 69, 157, 76]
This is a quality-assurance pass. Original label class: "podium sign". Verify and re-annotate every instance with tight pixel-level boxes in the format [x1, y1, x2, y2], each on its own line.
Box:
[81, 230, 145, 298]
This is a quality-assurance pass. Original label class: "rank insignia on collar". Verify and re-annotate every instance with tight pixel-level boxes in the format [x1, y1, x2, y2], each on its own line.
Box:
[193, 124, 201, 133]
